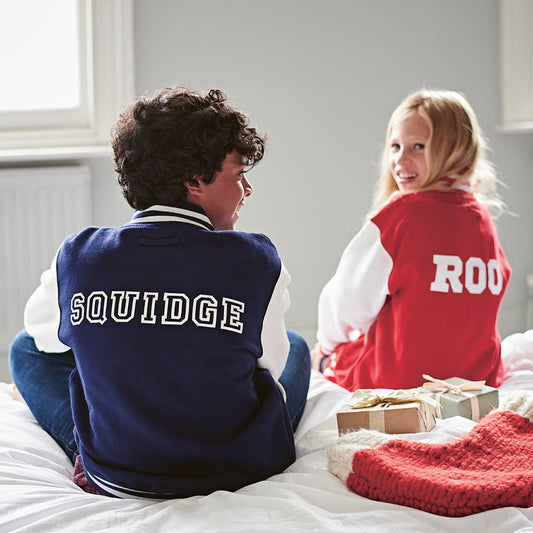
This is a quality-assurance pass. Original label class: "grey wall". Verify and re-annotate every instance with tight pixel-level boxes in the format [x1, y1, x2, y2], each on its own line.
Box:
[2, 0, 532, 382]
[131, 0, 533, 340]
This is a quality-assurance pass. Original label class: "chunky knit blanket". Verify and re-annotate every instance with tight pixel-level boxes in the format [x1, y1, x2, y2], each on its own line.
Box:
[328, 393, 533, 517]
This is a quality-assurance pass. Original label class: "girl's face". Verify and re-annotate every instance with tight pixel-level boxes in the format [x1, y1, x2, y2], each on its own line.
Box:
[388, 114, 430, 193]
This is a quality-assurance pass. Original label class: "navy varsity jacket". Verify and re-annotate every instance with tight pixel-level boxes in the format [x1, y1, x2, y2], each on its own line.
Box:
[24, 203, 295, 498]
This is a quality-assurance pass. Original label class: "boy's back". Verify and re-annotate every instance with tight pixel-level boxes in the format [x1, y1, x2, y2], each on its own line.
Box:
[26, 203, 295, 497]
[11, 87, 310, 499]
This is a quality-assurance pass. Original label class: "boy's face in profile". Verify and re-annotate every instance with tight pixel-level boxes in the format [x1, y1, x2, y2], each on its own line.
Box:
[186, 150, 253, 231]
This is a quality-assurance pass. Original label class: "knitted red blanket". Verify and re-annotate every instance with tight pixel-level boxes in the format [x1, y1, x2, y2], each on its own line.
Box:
[342, 411, 533, 516]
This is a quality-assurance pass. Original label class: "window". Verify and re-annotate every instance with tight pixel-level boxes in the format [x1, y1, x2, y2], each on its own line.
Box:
[500, 0, 533, 132]
[0, 0, 134, 154]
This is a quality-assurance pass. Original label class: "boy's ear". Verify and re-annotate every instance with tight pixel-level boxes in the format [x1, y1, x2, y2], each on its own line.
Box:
[184, 177, 203, 199]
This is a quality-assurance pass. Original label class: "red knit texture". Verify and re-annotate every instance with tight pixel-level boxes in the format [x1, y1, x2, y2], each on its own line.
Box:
[347, 411, 533, 517]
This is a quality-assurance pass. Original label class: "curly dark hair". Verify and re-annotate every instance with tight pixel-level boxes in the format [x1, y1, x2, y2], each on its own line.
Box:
[111, 87, 266, 210]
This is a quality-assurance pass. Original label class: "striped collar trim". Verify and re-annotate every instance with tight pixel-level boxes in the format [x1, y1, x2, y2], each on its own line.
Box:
[128, 204, 214, 230]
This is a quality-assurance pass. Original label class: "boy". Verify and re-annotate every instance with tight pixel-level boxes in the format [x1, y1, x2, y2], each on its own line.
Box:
[9, 87, 310, 498]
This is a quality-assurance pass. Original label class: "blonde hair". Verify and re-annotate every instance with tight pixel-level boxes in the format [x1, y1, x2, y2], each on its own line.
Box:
[371, 89, 503, 216]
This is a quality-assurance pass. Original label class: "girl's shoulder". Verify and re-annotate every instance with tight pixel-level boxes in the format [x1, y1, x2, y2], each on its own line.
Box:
[370, 190, 423, 221]
[374, 189, 478, 217]
[371, 189, 484, 231]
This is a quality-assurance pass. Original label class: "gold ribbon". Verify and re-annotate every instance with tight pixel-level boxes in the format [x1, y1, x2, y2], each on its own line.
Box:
[347, 388, 437, 409]
[347, 388, 439, 431]
[422, 374, 485, 422]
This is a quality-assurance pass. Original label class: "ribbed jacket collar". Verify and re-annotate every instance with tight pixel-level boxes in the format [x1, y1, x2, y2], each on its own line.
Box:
[128, 203, 214, 231]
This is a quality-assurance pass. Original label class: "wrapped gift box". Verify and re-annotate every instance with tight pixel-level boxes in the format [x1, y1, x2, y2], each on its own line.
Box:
[422, 376, 499, 421]
[336, 390, 437, 435]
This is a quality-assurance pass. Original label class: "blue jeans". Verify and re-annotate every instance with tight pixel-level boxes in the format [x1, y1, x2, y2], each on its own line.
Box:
[280, 330, 311, 430]
[9, 331, 78, 463]
[9, 329, 311, 463]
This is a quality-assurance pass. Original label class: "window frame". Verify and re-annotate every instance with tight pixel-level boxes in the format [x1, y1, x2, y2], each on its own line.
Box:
[500, 0, 533, 132]
[0, 0, 134, 156]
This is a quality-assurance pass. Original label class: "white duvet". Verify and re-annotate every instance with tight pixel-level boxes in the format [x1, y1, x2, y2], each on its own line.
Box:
[2, 331, 533, 533]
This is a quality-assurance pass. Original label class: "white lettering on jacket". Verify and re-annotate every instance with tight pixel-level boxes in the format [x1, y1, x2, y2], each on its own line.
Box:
[430, 255, 503, 295]
[70, 290, 245, 333]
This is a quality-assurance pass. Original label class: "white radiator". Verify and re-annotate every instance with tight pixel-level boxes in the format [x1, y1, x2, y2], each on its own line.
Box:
[0, 166, 91, 351]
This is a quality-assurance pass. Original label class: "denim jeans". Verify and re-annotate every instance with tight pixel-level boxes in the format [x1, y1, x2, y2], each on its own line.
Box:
[9, 329, 311, 462]
[280, 330, 311, 430]
[9, 330, 78, 463]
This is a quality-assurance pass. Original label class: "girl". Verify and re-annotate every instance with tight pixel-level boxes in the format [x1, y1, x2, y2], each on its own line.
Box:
[314, 89, 511, 391]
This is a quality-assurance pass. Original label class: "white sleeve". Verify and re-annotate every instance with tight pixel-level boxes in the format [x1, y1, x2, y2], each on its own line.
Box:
[317, 220, 392, 354]
[24, 249, 71, 353]
[257, 263, 291, 381]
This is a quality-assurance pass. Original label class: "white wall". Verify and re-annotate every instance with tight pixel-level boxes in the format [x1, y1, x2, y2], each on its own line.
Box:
[2, 0, 532, 382]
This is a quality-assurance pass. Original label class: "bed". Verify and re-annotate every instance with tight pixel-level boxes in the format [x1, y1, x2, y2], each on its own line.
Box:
[2, 331, 533, 533]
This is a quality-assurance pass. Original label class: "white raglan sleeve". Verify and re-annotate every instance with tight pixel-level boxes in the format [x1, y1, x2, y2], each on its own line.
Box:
[24, 248, 71, 353]
[257, 263, 291, 381]
[317, 220, 393, 354]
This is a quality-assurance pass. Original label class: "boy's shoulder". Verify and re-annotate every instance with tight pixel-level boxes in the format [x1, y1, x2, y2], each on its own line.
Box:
[216, 229, 275, 247]
[60, 225, 120, 249]
[60, 225, 281, 263]
[212, 230, 280, 260]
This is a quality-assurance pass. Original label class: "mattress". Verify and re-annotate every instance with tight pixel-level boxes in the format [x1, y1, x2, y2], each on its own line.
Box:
[1, 330, 533, 532]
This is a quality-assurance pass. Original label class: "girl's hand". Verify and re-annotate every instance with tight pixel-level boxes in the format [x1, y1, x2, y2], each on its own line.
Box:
[310, 343, 326, 371]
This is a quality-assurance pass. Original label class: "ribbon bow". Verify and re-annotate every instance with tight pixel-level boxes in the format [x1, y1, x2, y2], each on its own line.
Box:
[348, 388, 438, 410]
[422, 374, 485, 421]
[347, 388, 439, 432]
[422, 374, 485, 395]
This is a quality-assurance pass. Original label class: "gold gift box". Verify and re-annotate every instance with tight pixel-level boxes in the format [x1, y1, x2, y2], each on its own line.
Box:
[336, 389, 437, 435]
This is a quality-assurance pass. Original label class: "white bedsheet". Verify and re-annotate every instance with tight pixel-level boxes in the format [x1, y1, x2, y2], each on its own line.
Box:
[1, 331, 533, 532]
